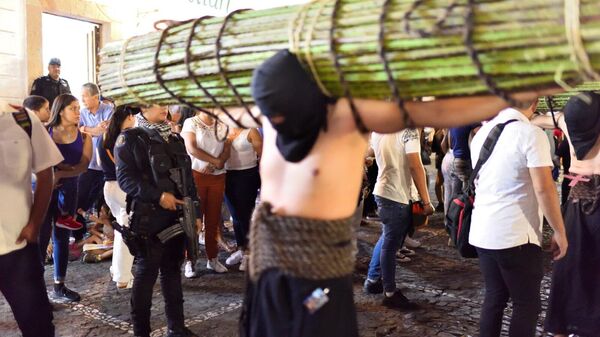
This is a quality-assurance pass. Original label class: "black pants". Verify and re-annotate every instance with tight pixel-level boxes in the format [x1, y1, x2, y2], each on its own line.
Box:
[0, 244, 54, 337]
[224, 167, 260, 248]
[240, 269, 358, 337]
[74, 169, 104, 240]
[131, 236, 185, 337]
[476, 244, 543, 337]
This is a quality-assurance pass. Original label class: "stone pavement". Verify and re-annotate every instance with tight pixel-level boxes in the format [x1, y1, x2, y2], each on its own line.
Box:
[0, 211, 558, 337]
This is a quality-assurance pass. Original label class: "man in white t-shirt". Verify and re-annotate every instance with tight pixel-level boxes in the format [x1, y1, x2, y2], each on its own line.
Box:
[0, 110, 63, 337]
[469, 100, 568, 337]
[363, 129, 434, 309]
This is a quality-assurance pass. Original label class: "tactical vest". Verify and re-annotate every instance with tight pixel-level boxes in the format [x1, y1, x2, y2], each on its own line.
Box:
[130, 128, 193, 235]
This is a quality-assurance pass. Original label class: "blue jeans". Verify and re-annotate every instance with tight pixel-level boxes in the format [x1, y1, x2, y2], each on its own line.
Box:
[0, 244, 55, 337]
[224, 167, 261, 248]
[367, 196, 412, 292]
[39, 177, 78, 281]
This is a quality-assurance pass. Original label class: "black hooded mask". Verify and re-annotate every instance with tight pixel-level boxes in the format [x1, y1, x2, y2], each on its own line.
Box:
[251, 49, 334, 163]
[563, 92, 600, 160]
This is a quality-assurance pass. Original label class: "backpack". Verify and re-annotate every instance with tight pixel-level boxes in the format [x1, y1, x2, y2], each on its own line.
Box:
[446, 119, 517, 258]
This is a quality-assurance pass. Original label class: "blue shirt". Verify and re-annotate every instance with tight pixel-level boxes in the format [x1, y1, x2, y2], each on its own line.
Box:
[450, 124, 479, 160]
[79, 102, 113, 171]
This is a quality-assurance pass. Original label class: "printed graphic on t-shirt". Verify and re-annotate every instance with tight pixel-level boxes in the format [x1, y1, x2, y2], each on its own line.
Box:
[402, 129, 419, 143]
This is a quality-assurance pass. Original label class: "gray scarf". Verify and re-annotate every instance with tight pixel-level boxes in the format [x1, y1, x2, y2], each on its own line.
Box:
[136, 113, 171, 141]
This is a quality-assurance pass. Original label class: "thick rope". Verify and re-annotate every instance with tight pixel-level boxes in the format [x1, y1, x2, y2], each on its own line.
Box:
[564, 0, 600, 81]
[185, 16, 231, 141]
[379, 0, 414, 128]
[154, 20, 214, 116]
[302, 0, 332, 97]
[402, 0, 459, 38]
[569, 175, 600, 215]
[330, 0, 370, 133]
[119, 36, 150, 106]
[215, 9, 262, 128]
[248, 203, 356, 282]
[464, 0, 528, 109]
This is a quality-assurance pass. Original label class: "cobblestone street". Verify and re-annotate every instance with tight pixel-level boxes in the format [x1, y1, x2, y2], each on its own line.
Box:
[0, 211, 558, 337]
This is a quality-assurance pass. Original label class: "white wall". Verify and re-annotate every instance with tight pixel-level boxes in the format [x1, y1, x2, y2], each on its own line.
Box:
[0, 0, 26, 112]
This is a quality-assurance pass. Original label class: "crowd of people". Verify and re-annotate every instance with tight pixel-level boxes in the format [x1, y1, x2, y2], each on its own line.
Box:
[0, 52, 598, 337]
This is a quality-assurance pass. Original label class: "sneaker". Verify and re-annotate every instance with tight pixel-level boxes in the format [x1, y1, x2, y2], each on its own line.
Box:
[184, 260, 198, 279]
[239, 254, 248, 272]
[363, 278, 383, 294]
[404, 236, 422, 248]
[396, 253, 411, 263]
[206, 258, 228, 273]
[226, 250, 243, 266]
[55, 215, 83, 230]
[198, 232, 205, 246]
[382, 290, 419, 310]
[166, 327, 198, 337]
[399, 247, 416, 256]
[51, 283, 81, 303]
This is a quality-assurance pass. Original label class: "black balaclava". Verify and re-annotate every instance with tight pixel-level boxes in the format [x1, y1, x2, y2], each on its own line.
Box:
[563, 92, 600, 160]
[251, 49, 333, 163]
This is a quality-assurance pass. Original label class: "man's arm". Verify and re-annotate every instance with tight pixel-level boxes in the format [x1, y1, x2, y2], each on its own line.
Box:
[16, 167, 54, 243]
[529, 166, 568, 260]
[336, 88, 563, 133]
[406, 152, 434, 215]
[115, 134, 162, 203]
[531, 112, 564, 130]
[80, 125, 108, 137]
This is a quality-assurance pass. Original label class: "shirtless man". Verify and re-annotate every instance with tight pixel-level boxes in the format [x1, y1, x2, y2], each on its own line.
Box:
[221, 49, 559, 337]
[532, 93, 600, 337]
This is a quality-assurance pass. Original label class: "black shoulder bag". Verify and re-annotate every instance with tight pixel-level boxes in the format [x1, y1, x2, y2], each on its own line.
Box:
[446, 119, 517, 258]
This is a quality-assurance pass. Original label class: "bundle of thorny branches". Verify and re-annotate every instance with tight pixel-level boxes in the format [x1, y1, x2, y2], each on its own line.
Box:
[99, 0, 600, 121]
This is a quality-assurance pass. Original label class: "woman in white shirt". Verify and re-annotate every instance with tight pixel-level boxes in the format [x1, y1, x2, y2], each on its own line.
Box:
[223, 128, 262, 270]
[181, 111, 230, 276]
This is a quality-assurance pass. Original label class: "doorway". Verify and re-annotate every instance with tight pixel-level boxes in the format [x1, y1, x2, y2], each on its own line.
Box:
[42, 14, 99, 101]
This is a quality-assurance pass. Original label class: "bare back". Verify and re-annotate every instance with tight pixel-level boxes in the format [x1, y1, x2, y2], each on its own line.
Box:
[260, 106, 368, 220]
[558, 116, 600, 175]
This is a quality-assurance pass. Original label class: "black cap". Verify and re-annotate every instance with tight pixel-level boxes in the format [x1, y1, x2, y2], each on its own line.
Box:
[251, 49, 332, 163]
[563, 92, 600, 160]
[49, 58, 61, 66]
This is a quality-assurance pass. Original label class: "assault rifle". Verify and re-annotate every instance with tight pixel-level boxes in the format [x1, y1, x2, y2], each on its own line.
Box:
[156, 167, 200, 261]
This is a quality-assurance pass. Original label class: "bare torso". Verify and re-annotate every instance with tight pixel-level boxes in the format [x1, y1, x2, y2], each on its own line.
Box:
[259, 107, 368, 220]
[559, 117, 600, 175]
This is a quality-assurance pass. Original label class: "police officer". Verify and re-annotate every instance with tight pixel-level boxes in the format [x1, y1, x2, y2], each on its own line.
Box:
[30, 58, 71, 107]
[114, 104, 199, 337]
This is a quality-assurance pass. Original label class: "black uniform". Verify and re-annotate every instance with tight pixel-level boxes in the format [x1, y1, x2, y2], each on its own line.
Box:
[30, 75, 71, 107]
[114, 127, 198, 337]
